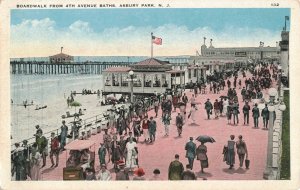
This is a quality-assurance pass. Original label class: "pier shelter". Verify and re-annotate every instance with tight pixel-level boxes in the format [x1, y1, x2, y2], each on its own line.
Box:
[102, 58, 185, 96]
[49, 53, 74, 63]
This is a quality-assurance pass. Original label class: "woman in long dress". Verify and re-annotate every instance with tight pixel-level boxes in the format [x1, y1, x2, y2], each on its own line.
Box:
[125, 138, 138, 170]
[30, 144, 42, 180]
[226, 135, 236, 169]
[189, 105, 197, 124]
[223, 98, 229, 116]
[196, 142, 208, 173]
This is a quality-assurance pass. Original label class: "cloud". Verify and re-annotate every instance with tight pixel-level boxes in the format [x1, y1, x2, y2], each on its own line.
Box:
[69, 20, 93, 33]
[10, 18, 282, 57]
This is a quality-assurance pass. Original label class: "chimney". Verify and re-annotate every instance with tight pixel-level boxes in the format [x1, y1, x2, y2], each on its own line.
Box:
[276, 41, 279, 47]
[61, 47, 63, 53]
[203, 37, 206, 45]
[209, 39, 213, 48]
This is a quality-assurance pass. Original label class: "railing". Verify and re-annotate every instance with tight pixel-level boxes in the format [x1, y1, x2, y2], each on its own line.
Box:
[11, 112, 110, 154]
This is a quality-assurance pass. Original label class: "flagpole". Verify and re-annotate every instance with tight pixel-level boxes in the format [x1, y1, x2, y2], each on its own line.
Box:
[151, 32, 153, 58]
[285, 16, 287, 31]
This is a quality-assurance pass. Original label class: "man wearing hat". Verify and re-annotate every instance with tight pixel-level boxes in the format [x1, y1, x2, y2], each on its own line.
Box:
[148, 116, 157, 143]
[243, 101, 251, 125]
[98, 143, 106, 166]
[35, 129, 48, 168]
[213, 99, 220, 119]
[252, 103, 260, 128]
[185, 137, 196, 170]
[176, 113, 184, 137]
[232, 101, 240, 125]
[261, 104, 270, 129]
[204, 99, 213, 119]
[168, 154, 184, 180]
[50, 132, 60, 167]
[60, 120, 68, 151]
[115, 160, 129, 180]
[34, 125, 43, 141]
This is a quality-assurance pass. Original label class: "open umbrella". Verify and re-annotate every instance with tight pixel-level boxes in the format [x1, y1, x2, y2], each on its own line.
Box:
[220, 95, 229, 99]
[196, 135, 216, 143]
[70, 101, 81, 113]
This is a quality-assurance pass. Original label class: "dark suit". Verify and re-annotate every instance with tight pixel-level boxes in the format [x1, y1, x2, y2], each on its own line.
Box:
[205, 101, 213, 119]
[243, 104, 250, 125]
[252, 107, 260, 128]
[185, 141, 196, 170]
[261, 107, 269, 128]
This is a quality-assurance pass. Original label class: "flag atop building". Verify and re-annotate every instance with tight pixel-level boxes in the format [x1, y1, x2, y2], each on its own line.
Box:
[152, 35, 162, 45]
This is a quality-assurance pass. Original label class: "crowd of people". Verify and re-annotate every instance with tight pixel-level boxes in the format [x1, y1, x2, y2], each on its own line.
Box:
[11, 61, 283, 180]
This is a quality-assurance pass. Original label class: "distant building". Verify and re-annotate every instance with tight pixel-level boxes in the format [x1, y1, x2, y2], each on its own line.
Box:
[49, 48, 74, 63]
[189, 38, 280, 77]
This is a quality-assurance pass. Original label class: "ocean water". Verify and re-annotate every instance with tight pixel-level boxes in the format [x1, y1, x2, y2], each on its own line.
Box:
[11, 74, 103, 105]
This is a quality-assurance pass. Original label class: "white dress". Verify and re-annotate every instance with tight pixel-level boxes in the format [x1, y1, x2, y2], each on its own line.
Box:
[190, 106, 197, 122]
[30, 152, 42, 180]
[223, 99, 229, 115]
[126, 141, 137, 169]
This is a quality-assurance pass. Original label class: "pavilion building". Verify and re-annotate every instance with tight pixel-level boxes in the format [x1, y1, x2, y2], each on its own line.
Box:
[102, 58, 185, 96]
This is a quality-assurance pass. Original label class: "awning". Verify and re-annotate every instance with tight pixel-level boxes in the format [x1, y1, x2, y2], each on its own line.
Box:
[165, 70, 185, 74]
[64, 140, 95, 150]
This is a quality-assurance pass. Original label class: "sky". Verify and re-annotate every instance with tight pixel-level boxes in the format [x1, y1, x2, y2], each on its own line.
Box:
[10, 8, 290, 57]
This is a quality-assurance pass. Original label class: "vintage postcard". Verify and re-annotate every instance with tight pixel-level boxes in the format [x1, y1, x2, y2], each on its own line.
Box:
[0, 0, 300, 189]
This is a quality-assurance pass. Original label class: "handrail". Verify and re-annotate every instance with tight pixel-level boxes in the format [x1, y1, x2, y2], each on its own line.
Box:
[11, 113, 108, 153]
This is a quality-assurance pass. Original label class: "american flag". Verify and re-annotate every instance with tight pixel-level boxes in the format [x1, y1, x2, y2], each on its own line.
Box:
[152, 36, 162, 45]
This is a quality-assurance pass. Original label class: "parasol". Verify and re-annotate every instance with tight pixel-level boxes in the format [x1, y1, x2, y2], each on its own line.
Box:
[196, 135, 216, 143]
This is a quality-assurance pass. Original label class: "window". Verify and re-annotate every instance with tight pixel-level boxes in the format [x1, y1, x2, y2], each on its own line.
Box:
[188, 69, 191, 79]
[194, 69, 197, 77]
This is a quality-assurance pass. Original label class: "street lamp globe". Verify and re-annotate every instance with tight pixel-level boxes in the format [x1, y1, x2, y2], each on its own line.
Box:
[268, 88, 278, 97]
[268, 105, 276, 112]
[129, 70, 134, 76]
[279, 103, 286, 111]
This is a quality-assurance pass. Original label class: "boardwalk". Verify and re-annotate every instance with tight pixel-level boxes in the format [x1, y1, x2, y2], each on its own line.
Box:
[42, 72, 271, 180]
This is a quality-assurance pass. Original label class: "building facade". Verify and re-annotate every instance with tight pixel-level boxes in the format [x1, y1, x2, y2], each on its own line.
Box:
[188, 39, 281, 75]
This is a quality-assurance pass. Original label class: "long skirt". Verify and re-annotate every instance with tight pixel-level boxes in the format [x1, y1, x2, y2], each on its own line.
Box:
[30, 164, 41, 180]
[200, 159, 208, 168]
[226, 149, 235, 166]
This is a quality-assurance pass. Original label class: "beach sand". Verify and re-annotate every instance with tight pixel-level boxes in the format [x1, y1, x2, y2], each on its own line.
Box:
[10, 93, 115, 144]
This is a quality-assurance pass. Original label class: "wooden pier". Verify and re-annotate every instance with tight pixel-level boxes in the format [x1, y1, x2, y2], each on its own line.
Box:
[10, 61, 133, 75]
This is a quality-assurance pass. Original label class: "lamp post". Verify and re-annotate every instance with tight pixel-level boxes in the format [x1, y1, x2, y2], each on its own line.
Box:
[277, 65, 282, 97]
[263, 88, 286, 179]
[128, 70, 134, 103]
